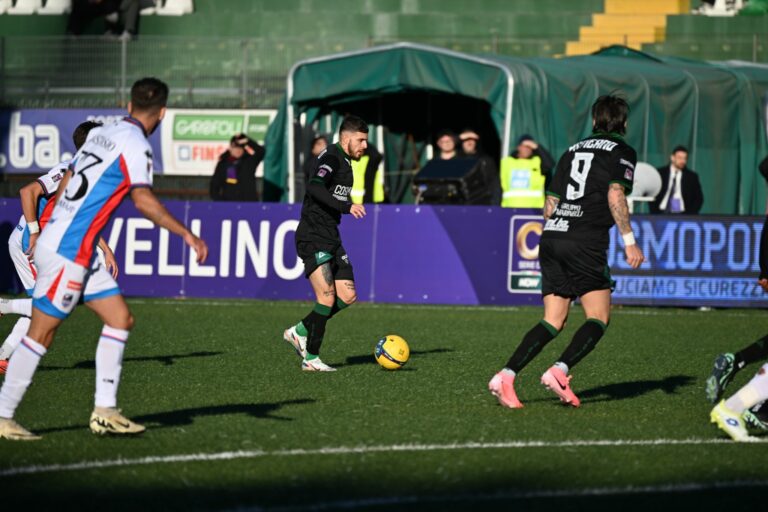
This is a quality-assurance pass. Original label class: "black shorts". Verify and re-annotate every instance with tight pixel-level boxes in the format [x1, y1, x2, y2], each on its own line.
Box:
[296, 241, 355, 281]
[539, 238, 614, 299]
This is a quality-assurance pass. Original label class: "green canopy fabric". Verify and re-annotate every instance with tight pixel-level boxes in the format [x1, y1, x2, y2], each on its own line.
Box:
[264, 42, 768, 214]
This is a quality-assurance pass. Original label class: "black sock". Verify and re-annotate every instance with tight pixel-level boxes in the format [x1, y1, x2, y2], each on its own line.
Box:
[734, 334, 768, 369]
[328, 297, 351, 319]
[505, 320, 559, 373]
[303, 303, 332, 357]
[557, 319, 607, 370]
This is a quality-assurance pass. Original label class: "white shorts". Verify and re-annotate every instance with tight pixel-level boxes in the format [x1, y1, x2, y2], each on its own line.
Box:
[8, 225, 36, 295]
[32, 244, 120, 319]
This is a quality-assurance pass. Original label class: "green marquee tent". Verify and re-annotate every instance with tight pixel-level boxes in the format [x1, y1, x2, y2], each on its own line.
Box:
[264, 42, 768, 214]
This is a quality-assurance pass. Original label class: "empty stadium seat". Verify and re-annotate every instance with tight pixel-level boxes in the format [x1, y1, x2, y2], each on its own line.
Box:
[6, 0, 40, 14]
[36, 0, 70, 14]
[155, 0, 193, 16]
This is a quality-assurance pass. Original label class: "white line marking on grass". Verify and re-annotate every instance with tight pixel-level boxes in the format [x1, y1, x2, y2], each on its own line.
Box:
[0, 438, 756, 478]
[246, 480, 768, 511]
[126, 299, 759, 317]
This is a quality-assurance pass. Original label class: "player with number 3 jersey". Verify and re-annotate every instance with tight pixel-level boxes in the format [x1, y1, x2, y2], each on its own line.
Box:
[0, 78, 209, 441]
[489, 95, 645, 409]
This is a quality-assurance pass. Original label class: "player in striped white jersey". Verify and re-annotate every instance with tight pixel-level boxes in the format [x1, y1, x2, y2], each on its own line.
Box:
[0, 121, 118, 373]
[0, 78, 208, 441]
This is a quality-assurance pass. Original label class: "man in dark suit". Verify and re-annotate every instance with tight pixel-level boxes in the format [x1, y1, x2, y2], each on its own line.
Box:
[650, 145, 704, 214]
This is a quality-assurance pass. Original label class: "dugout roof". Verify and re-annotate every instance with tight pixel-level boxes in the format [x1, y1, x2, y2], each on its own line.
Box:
[264, 42, 768, 214]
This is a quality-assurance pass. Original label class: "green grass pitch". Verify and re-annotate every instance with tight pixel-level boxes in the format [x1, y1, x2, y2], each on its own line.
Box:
[1, 299, 767, 511]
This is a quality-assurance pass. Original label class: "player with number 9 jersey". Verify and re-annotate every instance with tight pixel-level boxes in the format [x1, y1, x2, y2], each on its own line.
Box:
[489, 95, 645, 412]
[542, 131, 636, 247]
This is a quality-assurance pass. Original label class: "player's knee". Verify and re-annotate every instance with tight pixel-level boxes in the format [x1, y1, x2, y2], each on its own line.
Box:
[109, 312, 134, 331]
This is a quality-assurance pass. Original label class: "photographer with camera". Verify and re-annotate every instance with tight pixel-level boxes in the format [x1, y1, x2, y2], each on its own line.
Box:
[209, 133, 265, 202]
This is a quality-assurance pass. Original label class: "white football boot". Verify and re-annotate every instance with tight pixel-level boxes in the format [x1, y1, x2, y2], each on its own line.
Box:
[283, 325, 307, 359]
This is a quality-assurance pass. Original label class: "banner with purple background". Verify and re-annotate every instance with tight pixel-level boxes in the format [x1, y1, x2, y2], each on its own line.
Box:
[0, 109, 163, 174]
[0, 199, 765, 308]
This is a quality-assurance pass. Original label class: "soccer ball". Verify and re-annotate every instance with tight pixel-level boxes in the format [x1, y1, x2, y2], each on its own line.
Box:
[374, 335, 410, 370]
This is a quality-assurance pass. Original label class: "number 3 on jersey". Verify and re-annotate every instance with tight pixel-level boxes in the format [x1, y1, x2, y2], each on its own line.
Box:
[566, 152, 594, 200]
[65, 151, 103, 202]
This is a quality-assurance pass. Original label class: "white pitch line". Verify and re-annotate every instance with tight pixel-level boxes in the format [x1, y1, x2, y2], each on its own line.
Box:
[251, 480, 768, 512]
[126, 298, 757, 317]
[0, 438, 751, 478]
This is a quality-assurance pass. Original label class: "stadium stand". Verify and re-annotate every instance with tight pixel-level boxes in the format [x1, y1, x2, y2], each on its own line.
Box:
[566, 0, 691, 55]
[643, 12, 768, 61]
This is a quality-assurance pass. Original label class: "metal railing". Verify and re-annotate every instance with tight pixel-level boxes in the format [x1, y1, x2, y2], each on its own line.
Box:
[1, 33, 765, 109]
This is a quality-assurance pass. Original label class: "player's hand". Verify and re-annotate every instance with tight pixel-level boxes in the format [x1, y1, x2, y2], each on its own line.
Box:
[103, 249, 119, 279]
[349, 204, 366, 219]
[759, 278, 768, 293]
[184, 232, 209, 263]
[625, 244, 645, 269]
[25, 233, 39, 261]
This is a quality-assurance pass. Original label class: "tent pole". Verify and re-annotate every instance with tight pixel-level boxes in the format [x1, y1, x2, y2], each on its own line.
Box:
[286, 66, 296, 203]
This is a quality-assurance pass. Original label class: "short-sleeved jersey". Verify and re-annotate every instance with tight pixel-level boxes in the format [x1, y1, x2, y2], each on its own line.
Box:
[295, 143, 354, 248]
[14, 160, 69, 252]
[542, 133, 636, 246]
[38, 117, 153, 267]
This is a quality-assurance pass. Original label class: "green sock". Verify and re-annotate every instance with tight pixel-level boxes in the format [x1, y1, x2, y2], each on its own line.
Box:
[296, 322, 308, 337]
[306, 352, 319, 360]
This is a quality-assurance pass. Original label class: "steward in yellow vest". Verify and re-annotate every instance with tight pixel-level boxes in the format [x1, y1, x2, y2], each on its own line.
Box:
[351, 144, 384, 204]
[499, 135, 555, 208]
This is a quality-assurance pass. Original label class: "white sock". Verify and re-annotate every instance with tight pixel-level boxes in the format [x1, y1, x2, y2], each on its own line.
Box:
[554, 361, 569, 374]
[0, 336, 47, 419]
[502, 368, 516, 377]
[94, 325, 129, 409]
[725, 364, 768, 413]
[10, 299, 32, 317]
[0, 317, 31, 360]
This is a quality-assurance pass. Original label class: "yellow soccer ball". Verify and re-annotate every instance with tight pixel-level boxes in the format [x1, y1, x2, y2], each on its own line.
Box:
[374, 335, 410, 370]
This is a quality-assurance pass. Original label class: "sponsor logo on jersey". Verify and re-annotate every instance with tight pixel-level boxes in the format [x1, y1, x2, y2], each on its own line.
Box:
[333, 184, 352, 201]
[66, 280, 83, 291]
[52, 172, 63, 183]
[16, 225, 23, 232]
[554, 203, 583, 218]
[619, 158, 635, 169]
[317, 164, 333, 178]
[543, 218, 570, 232]
[624, 168, 634, 181]
[341, 254, 350, 264]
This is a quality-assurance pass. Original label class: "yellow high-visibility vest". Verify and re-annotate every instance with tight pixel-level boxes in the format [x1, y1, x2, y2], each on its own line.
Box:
[351, 155, 384, 204]
[500, 155, 545, 208]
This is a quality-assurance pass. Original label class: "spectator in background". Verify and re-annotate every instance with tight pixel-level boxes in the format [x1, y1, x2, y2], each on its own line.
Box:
[303, 134, 329, 181]
[210, 133, 265, 202]
[351, 144, 385, 204]
[499, 134, 555, 208]
[460, 128, 501, 205]
[650, 145, 704, 214]
[67, 0, 152, 40]
[432, 130, 458, 161]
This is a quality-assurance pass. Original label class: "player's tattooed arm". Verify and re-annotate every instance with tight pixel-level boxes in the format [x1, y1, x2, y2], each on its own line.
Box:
[543, 195, 559, 220]
[608, 183, 632, 234]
